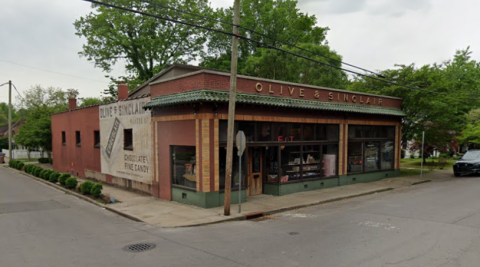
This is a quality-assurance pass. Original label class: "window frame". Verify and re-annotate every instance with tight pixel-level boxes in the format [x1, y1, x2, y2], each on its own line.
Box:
[123, 129, 133, 151]
[75, 131, 81, 147]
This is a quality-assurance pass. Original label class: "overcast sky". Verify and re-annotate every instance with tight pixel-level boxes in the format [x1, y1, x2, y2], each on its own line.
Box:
[1, 0, 479, 103]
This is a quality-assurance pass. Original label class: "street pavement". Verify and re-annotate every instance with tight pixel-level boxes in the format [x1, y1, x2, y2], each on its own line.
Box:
[4, 166, 480, 266]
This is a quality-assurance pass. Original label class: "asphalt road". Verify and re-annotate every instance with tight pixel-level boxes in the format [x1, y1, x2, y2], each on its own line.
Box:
[2, 166, 480, 267]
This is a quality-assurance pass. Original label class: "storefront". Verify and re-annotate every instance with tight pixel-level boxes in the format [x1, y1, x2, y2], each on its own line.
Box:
[144, 67, 404, 208]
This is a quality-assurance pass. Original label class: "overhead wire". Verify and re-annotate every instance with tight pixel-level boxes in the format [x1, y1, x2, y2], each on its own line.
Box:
[134, 0, 383, 77]
[81, 0, 480, 99]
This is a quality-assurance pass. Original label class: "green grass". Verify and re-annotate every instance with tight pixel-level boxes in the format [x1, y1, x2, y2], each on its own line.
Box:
[401, 157, 457, 170]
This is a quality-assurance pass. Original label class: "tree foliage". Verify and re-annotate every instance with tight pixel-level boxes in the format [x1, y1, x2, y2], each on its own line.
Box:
[15, 86, 77, 156]
[74, 0, 214, 90]
[200, 0, 346, 87]
[348, 48, 480, 153]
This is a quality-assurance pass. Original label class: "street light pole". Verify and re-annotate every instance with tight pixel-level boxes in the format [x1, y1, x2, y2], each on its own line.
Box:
[224, 0, 241, 216]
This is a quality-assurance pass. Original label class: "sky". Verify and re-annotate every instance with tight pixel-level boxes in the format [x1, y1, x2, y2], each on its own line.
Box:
[1, 0, 479, 103]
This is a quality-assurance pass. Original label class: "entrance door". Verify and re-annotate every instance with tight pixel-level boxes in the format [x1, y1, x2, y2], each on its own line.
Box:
[248, 147, 263, 196]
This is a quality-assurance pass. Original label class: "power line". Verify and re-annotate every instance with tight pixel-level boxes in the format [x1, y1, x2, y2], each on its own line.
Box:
[80, 0, 480, 99]
[135, 0, 383, 77]
[0, 59, 109, 84]
[11, 83, 24, 101]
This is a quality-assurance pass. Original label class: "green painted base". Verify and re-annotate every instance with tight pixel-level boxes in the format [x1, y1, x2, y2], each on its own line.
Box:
[340, 169, 400, 185]
[265, 169, 401, 196]
[264, 178, 339, 196]
[172, 170, 400, 207]
[171, 187, 247, 208]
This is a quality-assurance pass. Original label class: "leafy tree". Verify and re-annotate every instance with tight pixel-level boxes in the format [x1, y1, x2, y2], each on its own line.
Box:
[78, 97, 108, 107]
[15, 85, 77, 158]
[242, 43, 348, 88]
[0, 102, 20, 126]
[200, 0, 346, 87]
[74, 0, 214, 91]
[348, 48, 480, 158]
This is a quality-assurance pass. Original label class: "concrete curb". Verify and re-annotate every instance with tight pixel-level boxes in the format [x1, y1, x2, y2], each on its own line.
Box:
[5, 166, 433, 228]
[9, 168, 146, 223]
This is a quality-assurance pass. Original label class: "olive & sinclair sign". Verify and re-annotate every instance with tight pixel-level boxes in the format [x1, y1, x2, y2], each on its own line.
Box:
[99, 98, 152, 183]
[254, 82, 384, 105]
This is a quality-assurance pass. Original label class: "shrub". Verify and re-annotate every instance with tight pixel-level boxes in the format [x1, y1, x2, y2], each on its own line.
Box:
[40, 170, 49, 180]
[17, 162, 24, 170]
[45, 170, 54, 180]
[91, 183, 103, 198]
[65, 177, 78, 190]
[49, 172, 61, 183]
[79, 181, 94, 195]
[8, 159, 15, 168]
[49, 158, 53, 164]
[34, 167, 43, 177]
[38, 158, 50, 164]
[59, 174, 70, 186]
[25, 164, 33, 174]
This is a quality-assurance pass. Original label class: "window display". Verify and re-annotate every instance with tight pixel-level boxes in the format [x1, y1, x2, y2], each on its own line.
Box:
[364, 141, 380, 172]
[171, 146, 197, 189]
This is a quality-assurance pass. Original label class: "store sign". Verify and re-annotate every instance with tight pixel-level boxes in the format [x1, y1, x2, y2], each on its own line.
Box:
[99, 98, 152, 183]
[254, 82, 383, 106]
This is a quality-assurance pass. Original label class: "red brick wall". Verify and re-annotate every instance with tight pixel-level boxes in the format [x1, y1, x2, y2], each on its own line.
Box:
[156, 120, 196, 200]
[150, 72, 402, 109]
[51, 106, 101, 177]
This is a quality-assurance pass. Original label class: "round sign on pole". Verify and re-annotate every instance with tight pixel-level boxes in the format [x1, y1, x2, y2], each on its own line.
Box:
[236, 131, 246, 156]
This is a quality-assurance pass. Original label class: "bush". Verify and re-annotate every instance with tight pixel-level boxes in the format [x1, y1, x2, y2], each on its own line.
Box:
[16, 162, 24, 170]
[49, 158, 53, 164]
[25, 164, 33, 174]
[38, 158, 50, 164]
[33, 166, 43, 177]
[40, 170, 49, 180]
[49, 172, 61, 183]
[91, 183, 103, 198]
[59, 174, 70, 186]
[45, 170, 54, 180]
[79, 181, 94, 195]
[65, 177, 78, 190]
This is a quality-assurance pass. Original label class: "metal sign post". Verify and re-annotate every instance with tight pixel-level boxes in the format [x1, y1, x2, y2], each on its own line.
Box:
[236, 131, 246, 213]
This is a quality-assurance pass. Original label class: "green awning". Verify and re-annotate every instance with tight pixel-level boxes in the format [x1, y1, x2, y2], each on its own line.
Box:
[144, 89, 405, 117]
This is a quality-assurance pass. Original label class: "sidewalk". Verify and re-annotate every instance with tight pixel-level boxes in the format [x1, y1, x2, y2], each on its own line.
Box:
[93, 170, 448, 228]
[5, 163, 450, 228]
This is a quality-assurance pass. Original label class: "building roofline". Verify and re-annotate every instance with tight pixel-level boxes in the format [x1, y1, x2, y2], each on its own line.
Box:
[149, 68, 403, 101]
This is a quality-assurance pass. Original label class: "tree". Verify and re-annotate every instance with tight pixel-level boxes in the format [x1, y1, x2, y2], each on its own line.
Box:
[78, 97, 108, 107]
[15, 85, 76, 158]
[242, 43, 348, 88]
[200, 0, 346, 88]
[348, 48, 480, 157]
[0, 102, 20, 126]
[74, 0, 214, 91]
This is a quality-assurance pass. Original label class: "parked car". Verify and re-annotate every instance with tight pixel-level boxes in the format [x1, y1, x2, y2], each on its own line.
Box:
[453, 150, 480, 177]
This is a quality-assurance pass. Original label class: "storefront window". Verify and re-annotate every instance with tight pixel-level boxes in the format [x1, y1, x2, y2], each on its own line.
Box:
[171, 146, 197, 189]
[348, 125, 395, 173]
[364, 141, 380, 172]
[322, 144, 338, 177]
[238, 122, 255, 142]
[281, 146, 302, 182]
[302, 145, 322, 180]
[256, 123, 272, 141]
[381, 141, 394, 170]
[303, 124, 315, 141]
[219, 147, 247, 190]
[348, 142, 363, 173]
[272, 123, 289, 142]
[326, 125, 339, 141]
[289, 124, 302, 141]
[265, 146, 279, 184]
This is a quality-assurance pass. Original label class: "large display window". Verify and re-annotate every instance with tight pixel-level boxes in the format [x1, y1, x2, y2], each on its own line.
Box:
[348, 125, 395, 174]
[171, 146, 197, 189]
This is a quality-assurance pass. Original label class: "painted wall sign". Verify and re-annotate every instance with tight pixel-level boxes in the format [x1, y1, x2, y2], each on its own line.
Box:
[254, 82, 383, 106]
[99, 98, 152, 183]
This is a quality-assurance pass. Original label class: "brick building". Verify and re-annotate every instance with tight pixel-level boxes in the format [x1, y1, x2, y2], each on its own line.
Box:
[52, 64, 404, 208]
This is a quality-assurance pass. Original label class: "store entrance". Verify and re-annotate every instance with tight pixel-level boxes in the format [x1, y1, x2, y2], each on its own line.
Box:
[248, 147, 263, 196]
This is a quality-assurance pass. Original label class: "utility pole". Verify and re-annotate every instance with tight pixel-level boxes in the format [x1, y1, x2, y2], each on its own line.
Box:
[8, 80, 12, 161]
[224, 0, 241, 216]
